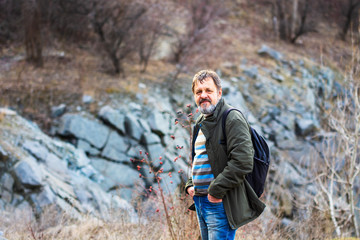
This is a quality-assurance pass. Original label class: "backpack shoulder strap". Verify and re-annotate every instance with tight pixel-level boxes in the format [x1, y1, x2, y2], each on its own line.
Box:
[221, 108, 248, 144]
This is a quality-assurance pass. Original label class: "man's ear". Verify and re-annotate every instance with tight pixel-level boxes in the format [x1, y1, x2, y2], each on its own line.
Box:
[218, 88, 222, 97]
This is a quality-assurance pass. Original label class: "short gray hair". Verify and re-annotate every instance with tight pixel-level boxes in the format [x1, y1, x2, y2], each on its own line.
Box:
[192, 70, 221, 93]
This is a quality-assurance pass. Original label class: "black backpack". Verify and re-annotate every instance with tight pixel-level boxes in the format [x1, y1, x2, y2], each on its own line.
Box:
[222, 108, 270, 198]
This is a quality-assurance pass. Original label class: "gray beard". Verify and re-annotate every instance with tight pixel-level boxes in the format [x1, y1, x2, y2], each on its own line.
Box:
[199, 101, 218, 115]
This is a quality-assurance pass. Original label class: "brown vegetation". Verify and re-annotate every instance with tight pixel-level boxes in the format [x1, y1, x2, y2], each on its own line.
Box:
[0, 0, 355, 130]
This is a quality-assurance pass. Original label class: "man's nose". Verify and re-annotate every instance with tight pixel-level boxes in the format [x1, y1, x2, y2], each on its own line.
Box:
[200, 91, 207, 98]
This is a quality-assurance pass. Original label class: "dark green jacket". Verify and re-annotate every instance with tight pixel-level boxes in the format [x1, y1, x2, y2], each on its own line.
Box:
[185, 98, 265, 229]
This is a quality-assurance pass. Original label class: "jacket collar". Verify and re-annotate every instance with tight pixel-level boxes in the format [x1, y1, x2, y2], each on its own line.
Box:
[196, 98, 226, 124]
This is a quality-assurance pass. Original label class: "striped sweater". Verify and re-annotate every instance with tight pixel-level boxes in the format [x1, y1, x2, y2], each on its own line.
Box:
[192, 129, 214, 196]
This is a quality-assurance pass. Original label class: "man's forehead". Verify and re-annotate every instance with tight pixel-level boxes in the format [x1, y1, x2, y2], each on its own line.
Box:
[194, 77, 214, 87]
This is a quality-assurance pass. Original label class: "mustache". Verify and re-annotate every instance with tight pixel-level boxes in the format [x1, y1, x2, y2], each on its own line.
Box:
[199, 99, 211, 104]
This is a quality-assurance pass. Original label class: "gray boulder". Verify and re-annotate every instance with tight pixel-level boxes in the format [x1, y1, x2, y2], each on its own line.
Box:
[147, 143, 165, 165]
[295, 118, 318, 136]
[30, 185, 56, 209]
[242, 66, 258, 79]
[57, 114, 110, 149]
[258, 44, 284, 61]
[90, 158, 143, 191]
[71, 172, 138, 222]
[255, 80, 277, 100]
[98, 106, 126, 134]
[124, 114, 143, 140]
[73, 149, 91, 168]
[22, 140, 48, 162]
[141, 132, 161, 146]
[12, 157, 43, 189]
[51, 104, 66, 118]
[148, 111, 172, 137]
[77, 139, 101, 155]
[1, 189, 11, 204]
[271, 72, 285, 82]
[138, 119, 152, 133]
[82, 95, 93, 104]
[163, 127, 189, 153]
[0, 173, 14, 191]
[44, 152, 68, 175]
[23, 140, 68, 175]
[276, 112, 296, 131]
[221, 81, 251, 115]
[303, 88, 317, 112]
[317, 67, 335, 99]
[101, 131, 129, 162]
[279, 161, 306, 188]
[276, 138, 304, 151]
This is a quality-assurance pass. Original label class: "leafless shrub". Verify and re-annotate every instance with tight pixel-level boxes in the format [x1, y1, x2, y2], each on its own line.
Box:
[169, 0, 228, 82]
[90, 0, 147, 74]
[44, 0, 94, 42]
[0, 0, 22, 44]
[135, 1, 171, 73]
[338, 0, 360, 41]
[321, 0, 360, 42]
[311, 48, 360, 238]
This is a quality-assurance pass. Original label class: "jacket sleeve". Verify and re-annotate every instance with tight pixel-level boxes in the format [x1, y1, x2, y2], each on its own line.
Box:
[185, 177, 193, 194]
[208, 113, 254, 199]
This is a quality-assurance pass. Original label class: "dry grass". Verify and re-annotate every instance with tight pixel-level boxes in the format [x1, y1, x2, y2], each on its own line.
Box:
[0, 195, 256, 240]
[0, 193, 342, 240]
[0, 193, 201, 240]
[0, 44, 180, 132]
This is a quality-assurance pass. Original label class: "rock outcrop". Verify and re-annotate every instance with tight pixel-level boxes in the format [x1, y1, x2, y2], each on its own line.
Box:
[0, 44, 353, 226]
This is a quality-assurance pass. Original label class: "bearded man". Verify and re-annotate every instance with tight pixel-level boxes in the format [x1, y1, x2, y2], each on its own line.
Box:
[185, 70, 265, 240]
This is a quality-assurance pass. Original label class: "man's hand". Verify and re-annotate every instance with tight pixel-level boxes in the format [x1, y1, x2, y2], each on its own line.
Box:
[187, 186, 195, 197]
[208, 194, 222, 203]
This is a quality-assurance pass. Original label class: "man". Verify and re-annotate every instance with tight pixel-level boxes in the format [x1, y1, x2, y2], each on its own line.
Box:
[185, 70, 265, 240]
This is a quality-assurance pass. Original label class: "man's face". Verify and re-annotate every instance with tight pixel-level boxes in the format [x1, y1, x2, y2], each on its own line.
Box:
[193, 77, 222, 115]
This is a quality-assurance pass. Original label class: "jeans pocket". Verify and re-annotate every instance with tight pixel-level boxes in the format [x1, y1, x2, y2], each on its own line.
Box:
[207, 196, 223, 204]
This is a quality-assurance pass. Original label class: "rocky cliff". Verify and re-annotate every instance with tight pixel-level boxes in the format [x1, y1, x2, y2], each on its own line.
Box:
[0, 45, 354, 227]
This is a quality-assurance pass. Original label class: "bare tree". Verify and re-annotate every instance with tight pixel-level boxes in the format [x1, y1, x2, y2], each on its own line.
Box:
[172, 0, 226, 63]
[272, 0, 316, 43]
[316, 0, 360, 42]
[138, 21, 160, 73]
[339, 0, 360, 41]
[22, 0, 43, 67]
[136, 2, 169, 73]
[91, 0, 147, 74]
[168, 0, 227, 82]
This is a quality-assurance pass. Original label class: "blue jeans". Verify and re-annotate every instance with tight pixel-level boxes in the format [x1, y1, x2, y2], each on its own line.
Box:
[193, 195, 236, 240]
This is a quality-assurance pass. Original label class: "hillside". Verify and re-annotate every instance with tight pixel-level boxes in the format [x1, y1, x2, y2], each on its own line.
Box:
[0, 1, 355, 131]
[0, 1, 359, 239]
